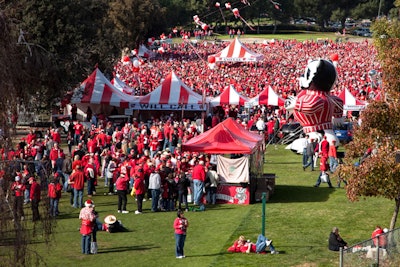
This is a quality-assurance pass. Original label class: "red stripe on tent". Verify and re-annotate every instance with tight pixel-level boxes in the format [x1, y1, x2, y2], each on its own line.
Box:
[81, 71, 96, 103]
[179, 85, 189, 104]
[160, 74, 172, 104]
[220, 87, 231, 104]
[226, 41, 236, 57]
[238, 46, 246, 58]
[102, 85, 114, 104]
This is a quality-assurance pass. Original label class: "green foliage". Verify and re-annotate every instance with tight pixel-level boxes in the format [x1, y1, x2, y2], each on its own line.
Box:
[341, 17, 400, 229]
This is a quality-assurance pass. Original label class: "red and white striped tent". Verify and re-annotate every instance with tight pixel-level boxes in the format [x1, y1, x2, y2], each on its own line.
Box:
[111, 76, 135, 95]
[248, 86, 285, 107]
[337, 88, 366, 111]
[70, 68, 140, 113]
[211, 38, 264, 62]
[210, 85, 250, 107]
[128, 71, 206, 111]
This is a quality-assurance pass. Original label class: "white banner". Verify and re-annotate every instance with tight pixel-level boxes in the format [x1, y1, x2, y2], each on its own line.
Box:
[127, 103, 207, 111]
[217, 155, 249, 183]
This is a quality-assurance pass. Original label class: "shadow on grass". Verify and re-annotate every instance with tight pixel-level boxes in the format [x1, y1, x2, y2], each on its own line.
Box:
[269, 185, 336, 203]
[98, 244, 157, 254]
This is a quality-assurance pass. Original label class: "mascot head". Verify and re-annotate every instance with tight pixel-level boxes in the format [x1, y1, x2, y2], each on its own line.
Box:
[299, 59, 337, 92]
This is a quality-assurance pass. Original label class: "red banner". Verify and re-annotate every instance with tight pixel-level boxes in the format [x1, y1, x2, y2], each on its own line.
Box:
[216, 184, 250, 205]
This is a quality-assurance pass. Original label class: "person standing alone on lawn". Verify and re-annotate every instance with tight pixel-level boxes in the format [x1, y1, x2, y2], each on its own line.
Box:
[173, 209, 188, 259]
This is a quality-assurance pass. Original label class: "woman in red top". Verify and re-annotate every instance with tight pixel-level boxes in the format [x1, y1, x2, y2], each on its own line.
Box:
[173, 209, 189, 258]
[10, 176, 26, 221]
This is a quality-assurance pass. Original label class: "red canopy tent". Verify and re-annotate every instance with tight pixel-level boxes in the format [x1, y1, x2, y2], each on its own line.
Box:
[182, 117, 263, 154]
[211, 38, 264, 62]
[210, 85, 249, 107]
[182, 117, 265, 205]
[248, 86, 285, 107]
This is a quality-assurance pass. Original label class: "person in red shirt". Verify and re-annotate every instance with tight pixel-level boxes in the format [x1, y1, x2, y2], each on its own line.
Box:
[371, 225, 387, 248]
[319, 135, 329, 158]
[69, 164, 86, 208]
[133, 168, 145, 214]
[48, 174, 62, 217]
[10, 176, 26, 221]
[173, 209, 189, 258]
[314, 155, 333, 188]
[115, 166, 130, 213]
[29, 177, 41, 221]
[73, 120, 84, 145]
[192, 160, 206, 206]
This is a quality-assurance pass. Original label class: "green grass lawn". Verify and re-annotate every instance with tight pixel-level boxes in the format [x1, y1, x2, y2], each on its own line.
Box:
[23, 144, 392, 267]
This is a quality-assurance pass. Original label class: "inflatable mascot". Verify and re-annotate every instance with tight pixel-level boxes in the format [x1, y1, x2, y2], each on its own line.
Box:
[285, 59, 343, 144]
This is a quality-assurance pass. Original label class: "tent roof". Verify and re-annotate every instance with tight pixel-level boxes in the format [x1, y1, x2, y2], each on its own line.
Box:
[70, 68, 139, 109]
[133, 72, 205, 111]
[111, 76, 135, 95]
[210, 85, 250, 107]
[182, 118, 263, 154]
[212, 38, 264, 62]
[249, 86, 285, 107]
[338, 88, 366, 111]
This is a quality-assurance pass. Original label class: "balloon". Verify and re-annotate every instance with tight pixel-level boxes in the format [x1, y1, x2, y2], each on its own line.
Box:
[158, 47, 164, 54]
[215, 2, 220, 7]
[208, 55, 216, 64]
[225, 3, 231, 9]
[201, 23, 209, 31]
[193, 15, 200, 23]
[133, 59, 139, 68]
[330, 53, 339, 62]
[131, 49, 137, 56]
[232, 8, 240, 18]
[123, 56, 130, 62]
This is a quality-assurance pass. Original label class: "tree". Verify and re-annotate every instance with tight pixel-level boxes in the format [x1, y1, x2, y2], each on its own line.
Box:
[341, 17, 400, 230]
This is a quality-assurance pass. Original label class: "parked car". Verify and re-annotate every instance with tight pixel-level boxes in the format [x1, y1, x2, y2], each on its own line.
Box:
[353, 27, 372, 37]
[279, 122, 303, 144]
[333, 122, 354, 144]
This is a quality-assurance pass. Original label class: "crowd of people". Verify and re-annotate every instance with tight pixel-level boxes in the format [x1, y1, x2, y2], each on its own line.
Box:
[114, 37, 381, 107]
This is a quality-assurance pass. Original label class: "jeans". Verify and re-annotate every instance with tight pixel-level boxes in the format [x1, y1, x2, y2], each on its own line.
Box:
[87, 179, 95, 196]
[24, 189, 30, 204]
[49, 198, 59, 217]
[303, 155, 314, 170]
[329, 157, 338, 173]
[178, 191, 188, 211]
[206, 187, 217, 204]
[302, 148, 308, 166]
[136, 194, 144, 212]
[175, 233, 186, 257]
[81, 234, 91, 254]
[73, 188, 83, 208]
[117, 190, 128, 211]
[193, 180, 204, 205]
[151, 189, 161, 211]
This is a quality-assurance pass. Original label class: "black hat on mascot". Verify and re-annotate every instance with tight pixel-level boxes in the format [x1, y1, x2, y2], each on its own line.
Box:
[299, 59, 337, 92]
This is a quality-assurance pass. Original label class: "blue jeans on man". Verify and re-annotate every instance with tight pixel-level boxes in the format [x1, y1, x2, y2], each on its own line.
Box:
[73, 188, 83, 208]
[49, 198, 59, 217]
[193, 179, 204, 205]
[151, 189, 161, 212]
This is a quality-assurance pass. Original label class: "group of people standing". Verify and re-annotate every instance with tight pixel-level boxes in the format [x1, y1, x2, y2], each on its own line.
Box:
[301, 134, 343, 188]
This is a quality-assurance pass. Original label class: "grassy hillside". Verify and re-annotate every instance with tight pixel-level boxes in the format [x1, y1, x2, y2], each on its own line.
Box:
[23, 144, 392, 267]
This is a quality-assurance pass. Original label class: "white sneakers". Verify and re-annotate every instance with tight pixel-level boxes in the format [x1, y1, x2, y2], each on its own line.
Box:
[134, 210, 142, 214]
[271, 251, 279, 254]
[122, 210, 129, 214]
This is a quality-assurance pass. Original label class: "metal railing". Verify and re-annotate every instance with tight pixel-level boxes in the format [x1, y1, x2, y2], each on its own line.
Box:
[340, 227, 400, 266]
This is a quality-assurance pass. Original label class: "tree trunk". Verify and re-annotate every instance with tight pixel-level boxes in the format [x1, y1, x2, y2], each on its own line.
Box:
[390, 197, 400, 230]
